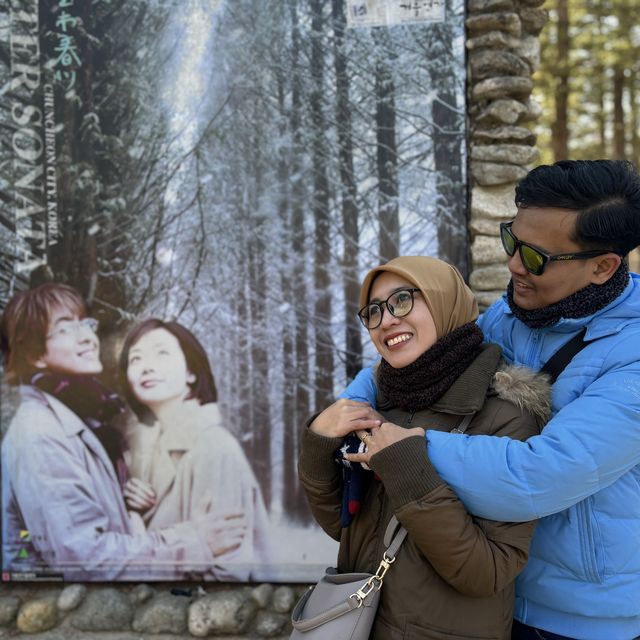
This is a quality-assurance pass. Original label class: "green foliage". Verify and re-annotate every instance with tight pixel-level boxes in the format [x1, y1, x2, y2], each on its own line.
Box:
[534, 0, 640, 163]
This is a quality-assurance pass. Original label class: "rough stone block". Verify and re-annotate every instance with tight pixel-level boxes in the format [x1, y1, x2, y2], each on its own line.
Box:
[251, 583, 274, 609]
[470, 265, 511, 290]
[467, 30, 520, 50]
[476, 98, 528, 125]
[513, 35, 541, 71]
[472, 76, 533, 101]
[471, 144, 538, 165]
[188, 591, 256, 637]
[254, 610, 290, 637]
[521, 97, 543, 123]
[520, 7, 549, 35]
[470, 215, 510, 236]
[132, 592, 189, 634]
[57, 585, 86, 613]
[468, 0, 514, 13]
[472, 234, 507, 265]
[128, 584, 156, 605]
[470, 50, 531, 79]
[70, 588, 134, 631]
[473, 126, 536, 145]
[471, 184, 518, 220]
[466, 12, 522, 37]
[271, 586, 296, 614]
[0, 597, 20, 626]
[16, 597, 57, 634]
[472, 161, 528, 186]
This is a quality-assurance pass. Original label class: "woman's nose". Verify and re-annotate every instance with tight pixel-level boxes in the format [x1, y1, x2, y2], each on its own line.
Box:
[380, 305, 400, 328]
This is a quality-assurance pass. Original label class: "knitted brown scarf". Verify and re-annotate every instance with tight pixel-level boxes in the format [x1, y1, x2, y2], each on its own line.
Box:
[376, 322, 484, 412]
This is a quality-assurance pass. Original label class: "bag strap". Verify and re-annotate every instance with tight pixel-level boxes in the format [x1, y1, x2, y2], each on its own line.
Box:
[291, 521, 408, 632]
[540, 328, 589, 384]
[450, 412, 474, 435]
[290, 587, 363, 632]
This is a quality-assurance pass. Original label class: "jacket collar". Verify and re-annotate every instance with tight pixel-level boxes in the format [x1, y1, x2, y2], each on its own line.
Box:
[429, 343, 502, 415]
[19, 385, 119, 484]
[145, 402, 223, 515]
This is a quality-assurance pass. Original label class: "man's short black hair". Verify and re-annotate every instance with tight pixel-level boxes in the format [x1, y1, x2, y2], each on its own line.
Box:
[515, 159, 640, 256]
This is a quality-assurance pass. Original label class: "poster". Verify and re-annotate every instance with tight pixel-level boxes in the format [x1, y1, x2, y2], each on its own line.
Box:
[0, 0, 466, 581]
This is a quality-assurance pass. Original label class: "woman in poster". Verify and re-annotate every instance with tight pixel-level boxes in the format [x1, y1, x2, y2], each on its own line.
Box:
[298, 256, 550, 639]
[119, 318, 272, 581]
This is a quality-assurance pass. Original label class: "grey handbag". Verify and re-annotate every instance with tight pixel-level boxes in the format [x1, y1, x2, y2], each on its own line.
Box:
[289, 518, 407, 640]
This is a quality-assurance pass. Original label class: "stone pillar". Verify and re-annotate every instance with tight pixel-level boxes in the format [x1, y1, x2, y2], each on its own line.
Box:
[466, 0, 548, 308]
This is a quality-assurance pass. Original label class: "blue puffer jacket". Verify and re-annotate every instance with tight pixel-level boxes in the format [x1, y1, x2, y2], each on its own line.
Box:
[341, 274, 640, 640]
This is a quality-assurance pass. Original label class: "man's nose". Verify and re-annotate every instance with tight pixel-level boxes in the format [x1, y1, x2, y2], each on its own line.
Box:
[507, 249, 527, 276]
[77, 325, 96, 342]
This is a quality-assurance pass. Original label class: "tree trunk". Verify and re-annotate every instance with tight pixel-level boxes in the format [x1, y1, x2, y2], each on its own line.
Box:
[551, 0, 570, 161]
[429, 23, 468, 276]
[285, 0, 311, 520]
[375, 34, 399, 262]
[613, 64, 626, 159]
[310, 0, 334, 411]
[332, 0, 362, 381]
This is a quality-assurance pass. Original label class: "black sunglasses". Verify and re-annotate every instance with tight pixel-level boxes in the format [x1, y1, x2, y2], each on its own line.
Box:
[358, 288, 421, 330]
[499, 221, 613, 276]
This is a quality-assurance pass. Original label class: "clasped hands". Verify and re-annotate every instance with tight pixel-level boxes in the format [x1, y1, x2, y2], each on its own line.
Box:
[309, 398, 425, 464]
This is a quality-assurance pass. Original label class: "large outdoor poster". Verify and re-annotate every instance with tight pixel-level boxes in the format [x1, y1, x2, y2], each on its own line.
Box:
[0, 0, 466, 581]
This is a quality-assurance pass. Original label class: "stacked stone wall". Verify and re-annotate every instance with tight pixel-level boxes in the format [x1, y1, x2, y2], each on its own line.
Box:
[466, 0, 548, 307]
[0, 582, 304, 639]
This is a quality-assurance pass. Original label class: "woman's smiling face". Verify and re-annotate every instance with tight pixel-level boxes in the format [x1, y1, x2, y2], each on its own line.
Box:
[126, 327, 195, 410]
[368, 272, 438, 369]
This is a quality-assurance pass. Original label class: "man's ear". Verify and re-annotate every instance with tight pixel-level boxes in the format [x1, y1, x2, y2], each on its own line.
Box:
[590, 253, 622, 285]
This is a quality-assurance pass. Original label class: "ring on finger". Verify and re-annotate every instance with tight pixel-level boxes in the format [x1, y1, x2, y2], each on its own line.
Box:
[360, 432, 372, 442]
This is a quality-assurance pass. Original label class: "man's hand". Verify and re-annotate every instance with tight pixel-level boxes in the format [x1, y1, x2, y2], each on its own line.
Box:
[345, 422, 425, 464]
[194, 511, 248, 558]
[309, 399, 382, 439]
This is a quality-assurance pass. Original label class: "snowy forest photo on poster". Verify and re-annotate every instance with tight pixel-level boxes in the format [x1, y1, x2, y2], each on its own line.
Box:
[0, 0, 466, 581]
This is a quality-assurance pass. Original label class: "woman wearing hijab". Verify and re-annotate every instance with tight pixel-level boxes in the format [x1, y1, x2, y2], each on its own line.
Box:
[298, 256, 550, 640]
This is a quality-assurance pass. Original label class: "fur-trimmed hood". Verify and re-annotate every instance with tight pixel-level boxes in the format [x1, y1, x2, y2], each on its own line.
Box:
[492, 363, 551, 427]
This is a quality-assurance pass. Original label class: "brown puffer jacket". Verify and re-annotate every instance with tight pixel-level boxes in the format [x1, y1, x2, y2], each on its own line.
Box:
[298, 344, 550, 640]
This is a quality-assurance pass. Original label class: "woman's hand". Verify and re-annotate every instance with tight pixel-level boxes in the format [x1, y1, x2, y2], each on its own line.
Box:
[309, 399, 383, 438]
[123, 477, 157, 513]
[345, 422, 425, 464]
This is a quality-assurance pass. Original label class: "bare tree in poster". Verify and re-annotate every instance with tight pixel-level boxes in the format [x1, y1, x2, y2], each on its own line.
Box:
[310, 0, 334, 410]
[332, 0, 363, 380]
[374, 30, 400, 262]
[429, 20, 468, 276]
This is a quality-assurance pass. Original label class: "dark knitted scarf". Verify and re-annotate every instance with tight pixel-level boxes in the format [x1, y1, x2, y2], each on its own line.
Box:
[335, 321, 484, 527]
[377, 322, 485, 412]
[32, 372, 129, 487]
[506, 261, 629, 329]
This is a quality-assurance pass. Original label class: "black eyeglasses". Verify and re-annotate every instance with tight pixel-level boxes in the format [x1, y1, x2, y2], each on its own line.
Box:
[499, 221, 613, 276]
[358, 288, 421, 330]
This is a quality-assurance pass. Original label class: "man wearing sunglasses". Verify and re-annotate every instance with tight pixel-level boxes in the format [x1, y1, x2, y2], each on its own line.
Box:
[340, 159, 640, 640]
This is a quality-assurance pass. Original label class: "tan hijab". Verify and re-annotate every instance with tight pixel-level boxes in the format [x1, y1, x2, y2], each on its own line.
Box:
[359, 256, 478, 339]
